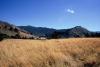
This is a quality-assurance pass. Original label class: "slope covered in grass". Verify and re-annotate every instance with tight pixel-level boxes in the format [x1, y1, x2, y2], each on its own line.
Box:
[0, 38, 100, 67]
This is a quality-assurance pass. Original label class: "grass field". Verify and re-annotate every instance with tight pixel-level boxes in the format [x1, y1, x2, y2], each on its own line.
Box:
[0, 38, 100, 67]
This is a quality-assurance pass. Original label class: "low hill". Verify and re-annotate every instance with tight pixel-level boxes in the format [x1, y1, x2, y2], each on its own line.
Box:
[0, 38, 100, 67]
[0, 21, 37, 40]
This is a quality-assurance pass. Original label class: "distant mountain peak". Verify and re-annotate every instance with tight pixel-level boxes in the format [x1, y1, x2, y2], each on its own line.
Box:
[74, 26, 83, 28]
[72, 26, 89, 32]
[73, 26, 88, 30]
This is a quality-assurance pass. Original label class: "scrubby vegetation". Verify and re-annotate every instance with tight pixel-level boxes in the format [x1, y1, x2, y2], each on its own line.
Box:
[0, 38, 100, 67]
[0, 33, 9, 41]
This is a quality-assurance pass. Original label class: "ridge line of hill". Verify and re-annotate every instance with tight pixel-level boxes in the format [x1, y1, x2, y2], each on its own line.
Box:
[0, 20, 100, 40]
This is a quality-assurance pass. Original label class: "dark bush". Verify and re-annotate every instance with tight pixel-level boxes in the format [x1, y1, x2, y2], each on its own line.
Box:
[14, 34, 21, 39]
[0, 33, 9, 41]
[14, 28, 19, 32]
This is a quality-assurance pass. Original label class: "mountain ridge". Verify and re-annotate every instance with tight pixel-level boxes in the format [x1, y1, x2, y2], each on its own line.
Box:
[0, 20, 100, 40]
[19, 25, 100, 38]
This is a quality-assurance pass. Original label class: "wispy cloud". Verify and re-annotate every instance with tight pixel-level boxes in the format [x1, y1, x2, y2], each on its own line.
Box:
[57, 8, 75, 23]
[65, 8, 75, 14]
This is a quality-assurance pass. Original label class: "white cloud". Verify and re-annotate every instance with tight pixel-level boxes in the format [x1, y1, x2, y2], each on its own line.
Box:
[65, 8, 75, 14]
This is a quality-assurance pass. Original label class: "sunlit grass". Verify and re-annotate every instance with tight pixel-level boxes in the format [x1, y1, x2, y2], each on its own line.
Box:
[0, 38, 100, 67]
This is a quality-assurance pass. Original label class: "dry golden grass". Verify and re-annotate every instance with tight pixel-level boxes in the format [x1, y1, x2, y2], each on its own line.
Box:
[0, 38, 100, 67]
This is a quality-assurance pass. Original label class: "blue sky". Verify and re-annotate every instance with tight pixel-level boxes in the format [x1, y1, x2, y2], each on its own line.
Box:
[0, 0, 100, 31]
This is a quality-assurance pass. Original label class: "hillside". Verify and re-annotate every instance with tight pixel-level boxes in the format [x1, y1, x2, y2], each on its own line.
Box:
[0, 21, 37, 40]
[19, 26, 100, 38]
[0, 38, 100, 67]
[18, 26, 56, 36]
[50, 26, 91, 38]
[0, 20, 100, 40]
